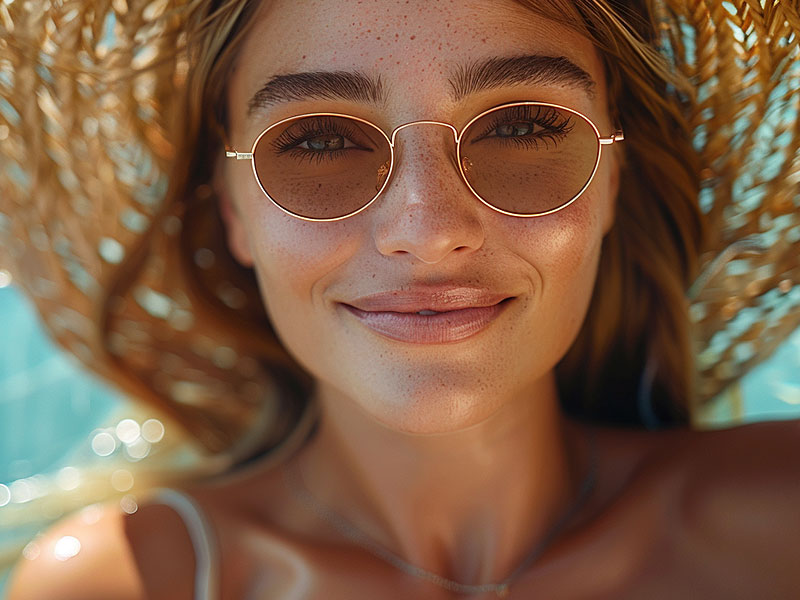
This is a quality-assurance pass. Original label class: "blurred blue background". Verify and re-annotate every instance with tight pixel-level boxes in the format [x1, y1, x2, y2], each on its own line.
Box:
[0, 280, 123, 596]
[0, 282, 121, 484]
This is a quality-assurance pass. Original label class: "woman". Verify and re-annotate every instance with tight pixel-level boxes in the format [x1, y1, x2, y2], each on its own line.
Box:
[3, 0, 799, 598]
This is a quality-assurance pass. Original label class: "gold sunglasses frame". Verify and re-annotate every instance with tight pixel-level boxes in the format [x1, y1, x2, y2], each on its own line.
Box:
[225, 101, 625, 222]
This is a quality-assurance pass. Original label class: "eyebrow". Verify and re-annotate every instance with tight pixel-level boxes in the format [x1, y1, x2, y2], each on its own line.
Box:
[247, 71, 386, 116]
[450, 55, 596, 101]
[246, 54, 595, 117]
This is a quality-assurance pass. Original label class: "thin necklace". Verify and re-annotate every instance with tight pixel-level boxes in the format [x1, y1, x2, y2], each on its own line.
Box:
[282, 430, 598, 598]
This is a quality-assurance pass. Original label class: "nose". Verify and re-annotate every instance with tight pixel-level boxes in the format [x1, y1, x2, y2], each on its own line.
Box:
[371, 123, 485, 264]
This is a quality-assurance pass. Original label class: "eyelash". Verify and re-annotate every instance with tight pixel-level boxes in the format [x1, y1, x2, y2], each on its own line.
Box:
[471, 105, 574, 148]
[270, 117, 365, 164]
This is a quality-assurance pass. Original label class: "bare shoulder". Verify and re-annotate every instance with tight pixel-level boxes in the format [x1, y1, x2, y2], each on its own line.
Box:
[671, 419, 800, 588]
[667, 418, 800, 486]
[676, 418, 800, 518]
[6, 501, 148, 600]
[596, 417, 800, 482]
[581, 420, 800, 595]
[618, 418, 800, 508]
[6, 496, 197, 600]
[586, 418, 800, 535]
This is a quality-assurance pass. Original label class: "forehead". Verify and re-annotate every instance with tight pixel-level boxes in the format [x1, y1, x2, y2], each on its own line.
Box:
[229, 0, 606, 125]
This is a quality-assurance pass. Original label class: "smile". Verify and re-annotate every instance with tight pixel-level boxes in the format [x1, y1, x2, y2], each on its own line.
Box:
[341, 289, 514, 344]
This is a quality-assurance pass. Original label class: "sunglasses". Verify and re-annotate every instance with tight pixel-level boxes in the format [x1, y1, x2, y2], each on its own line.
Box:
[225, 101, 624, 221]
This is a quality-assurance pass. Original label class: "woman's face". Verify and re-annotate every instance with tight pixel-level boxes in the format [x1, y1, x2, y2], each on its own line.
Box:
[220, 0, 620, 434]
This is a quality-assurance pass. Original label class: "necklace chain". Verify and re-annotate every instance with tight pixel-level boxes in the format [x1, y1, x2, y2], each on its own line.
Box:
[282, 430, 598, 597]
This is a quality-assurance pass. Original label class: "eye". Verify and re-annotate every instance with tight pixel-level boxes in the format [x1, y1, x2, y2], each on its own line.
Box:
[302, 133, 351, 151]
[271, 115, 377, 157]
[466, 105, 575, 148]
[495, 122, 535, 137]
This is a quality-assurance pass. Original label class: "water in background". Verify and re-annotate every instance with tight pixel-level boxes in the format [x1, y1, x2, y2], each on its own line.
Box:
[0, 285, 121, 483]
[0, 283, 121, 596]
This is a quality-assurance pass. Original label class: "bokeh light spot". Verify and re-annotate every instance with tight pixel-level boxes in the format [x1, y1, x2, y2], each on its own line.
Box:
[111, 469, 134, 492]
[141, 418, 165, 443]
[22, 541, 41, 561]
[91, 432, 116, 456]
[125, 438, 151, 460]
[56, 467, 81, 491]
[0, 269, 12, 288]
[115, 419, 141, 444]
[120, 495, 138, 514]
[53, 536, 81, 561]
[10, 479, 34, 503]
[80, 504, 103, 525]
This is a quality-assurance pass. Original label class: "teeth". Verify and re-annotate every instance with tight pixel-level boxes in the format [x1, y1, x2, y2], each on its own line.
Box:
[417, 310, 439, 316]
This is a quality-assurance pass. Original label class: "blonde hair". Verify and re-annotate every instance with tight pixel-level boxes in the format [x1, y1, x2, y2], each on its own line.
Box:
[176, 0, 705, 430]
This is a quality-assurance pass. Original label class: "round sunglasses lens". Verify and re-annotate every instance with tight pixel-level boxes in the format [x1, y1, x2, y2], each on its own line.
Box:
[460, 104, 600, 215]
[253, 115, 392, 220]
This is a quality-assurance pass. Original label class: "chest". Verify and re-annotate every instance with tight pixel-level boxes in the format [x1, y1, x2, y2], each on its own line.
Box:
[220, 542, 792, 600]
[215, 492, 798, 600]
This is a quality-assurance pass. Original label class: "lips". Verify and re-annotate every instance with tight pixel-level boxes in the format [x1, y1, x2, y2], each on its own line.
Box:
[341, 288, 513, 344]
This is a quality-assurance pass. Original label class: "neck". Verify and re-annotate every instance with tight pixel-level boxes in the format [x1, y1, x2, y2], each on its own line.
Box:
[290, 375, 593, 586]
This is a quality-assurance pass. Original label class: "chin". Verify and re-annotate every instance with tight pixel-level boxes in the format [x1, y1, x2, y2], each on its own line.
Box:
[350, 379, 510, 435]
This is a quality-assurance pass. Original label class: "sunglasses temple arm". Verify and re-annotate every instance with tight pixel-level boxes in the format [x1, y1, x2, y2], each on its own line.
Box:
[599, 131, 625, 145]
[225, 151, 254, 160]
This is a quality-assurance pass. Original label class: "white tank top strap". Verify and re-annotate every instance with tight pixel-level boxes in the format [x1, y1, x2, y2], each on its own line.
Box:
[147, 487, 220, 600]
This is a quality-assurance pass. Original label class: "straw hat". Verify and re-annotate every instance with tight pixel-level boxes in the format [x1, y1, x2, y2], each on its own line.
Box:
[1, 0, 798, 458]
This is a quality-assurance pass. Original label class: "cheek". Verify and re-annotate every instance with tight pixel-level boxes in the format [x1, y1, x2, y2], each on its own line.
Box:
[239, 199, 363, 371]
[232, 180, 360, 311]
[509, 192, 606, 339]
[231, 166, 326, 276]
[256, 219, 339, 296]
[519, 193, 605, 279]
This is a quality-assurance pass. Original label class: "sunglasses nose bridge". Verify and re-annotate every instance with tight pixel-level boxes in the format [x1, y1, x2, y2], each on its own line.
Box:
[385, 120, 462, 184]
[389, 120, 459, 146]
[380, 120, 466, 199]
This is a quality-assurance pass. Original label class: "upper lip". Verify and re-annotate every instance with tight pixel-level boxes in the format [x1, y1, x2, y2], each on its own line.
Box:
[343, 287, 513, 313]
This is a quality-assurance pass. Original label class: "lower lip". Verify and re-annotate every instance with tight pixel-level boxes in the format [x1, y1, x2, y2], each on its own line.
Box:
[342, 300, 511, 344]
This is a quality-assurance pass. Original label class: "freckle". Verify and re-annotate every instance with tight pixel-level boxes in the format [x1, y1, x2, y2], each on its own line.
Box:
[410, 35, 416, 40]
[376, 36, 381, 39]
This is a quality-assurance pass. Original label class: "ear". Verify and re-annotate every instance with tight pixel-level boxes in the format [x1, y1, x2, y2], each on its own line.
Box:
[215, 155, 255, 268]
